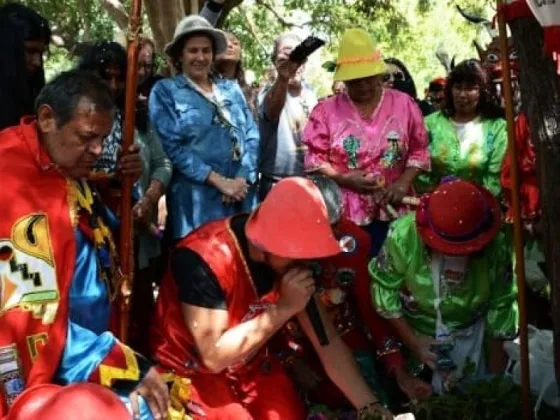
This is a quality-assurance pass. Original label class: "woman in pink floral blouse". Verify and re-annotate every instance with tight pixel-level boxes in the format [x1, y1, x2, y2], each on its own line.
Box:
[303, 28, 430, 256]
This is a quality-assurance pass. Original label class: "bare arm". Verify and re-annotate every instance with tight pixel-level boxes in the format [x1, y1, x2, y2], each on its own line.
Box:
[262, 77, 290, 121]
[388, 316, 437, 370]
[181, 304, 292, 373]
[181, 267, 316, 373]
[297, 299, 379, 409]
[262, 52, 300, 121]
[387, 316, 420, 352]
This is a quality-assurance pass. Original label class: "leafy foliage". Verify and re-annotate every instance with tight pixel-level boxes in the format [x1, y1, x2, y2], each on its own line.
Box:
[1, 0, 115, 51]
[225, 0, 496, 95]
[6, 0, 497, 91]
[412, 376, 559, 420]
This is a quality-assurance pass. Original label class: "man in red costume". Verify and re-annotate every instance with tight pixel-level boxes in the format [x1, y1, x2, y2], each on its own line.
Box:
[269, 178, 431, 411]
[151, 177, 395, 419]
[0, 70, 167, 419]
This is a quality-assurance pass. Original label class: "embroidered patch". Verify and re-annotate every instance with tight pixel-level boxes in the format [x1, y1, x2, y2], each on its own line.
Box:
[381, 131, 403, 168]
[441, 269, 466, 292]
[439, 255, 469, 296]
[98, 344, 140, 387]
[1, 214, 59, 324]
[342, 135, 361, 169]
[26, 333, 48, 362]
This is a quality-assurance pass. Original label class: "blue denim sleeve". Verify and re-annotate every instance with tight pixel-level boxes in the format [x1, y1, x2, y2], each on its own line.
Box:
[149, 82, 212, 184]
[234, 86, 260, 184]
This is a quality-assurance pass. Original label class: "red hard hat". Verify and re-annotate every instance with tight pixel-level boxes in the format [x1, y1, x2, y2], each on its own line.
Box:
[7, 383, 131, 420]
[246, 177, 341, 259]
[6, 384, 61, 420]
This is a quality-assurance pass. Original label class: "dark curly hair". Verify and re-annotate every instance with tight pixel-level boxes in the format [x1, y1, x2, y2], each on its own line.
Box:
[442, 59, 504, 120]
[77, 41, 127, 108]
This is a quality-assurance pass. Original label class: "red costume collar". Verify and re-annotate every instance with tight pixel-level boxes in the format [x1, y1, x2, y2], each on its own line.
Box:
[16, 117, 57, 172]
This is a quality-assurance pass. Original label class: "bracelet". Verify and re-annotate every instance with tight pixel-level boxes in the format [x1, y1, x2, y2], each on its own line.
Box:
[358, 401, 382, 418]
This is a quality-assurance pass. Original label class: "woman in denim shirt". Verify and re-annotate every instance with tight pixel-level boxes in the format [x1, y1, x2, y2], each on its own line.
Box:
[149, 15, 260, 240]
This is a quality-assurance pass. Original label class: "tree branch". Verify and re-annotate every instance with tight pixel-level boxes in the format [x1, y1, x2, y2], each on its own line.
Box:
[99, 0, 129, 30]
[238, 5, 268, 55]
[77, 0, 92, 41]
[254, 0, 302, 28]
[217, 0, 245, 27]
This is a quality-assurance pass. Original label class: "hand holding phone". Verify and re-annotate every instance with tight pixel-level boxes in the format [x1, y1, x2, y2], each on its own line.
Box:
[289, 36, 325, 64]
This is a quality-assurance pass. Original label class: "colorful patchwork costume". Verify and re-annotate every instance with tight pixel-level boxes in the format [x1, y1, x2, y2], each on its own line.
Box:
[0, 119, 153, 418]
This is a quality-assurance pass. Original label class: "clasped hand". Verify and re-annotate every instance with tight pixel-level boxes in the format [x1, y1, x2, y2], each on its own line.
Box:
[216, 176, 248, 203]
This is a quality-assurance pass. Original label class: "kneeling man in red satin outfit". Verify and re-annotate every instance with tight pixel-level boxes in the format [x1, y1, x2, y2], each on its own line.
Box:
[150, 177, 394, 420]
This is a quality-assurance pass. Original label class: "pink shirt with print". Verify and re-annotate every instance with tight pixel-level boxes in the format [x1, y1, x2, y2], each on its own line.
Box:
[303, 89, 430, 225]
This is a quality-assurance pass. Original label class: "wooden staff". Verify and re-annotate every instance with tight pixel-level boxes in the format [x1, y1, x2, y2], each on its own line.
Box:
[497, 1, 531, 418]
[119, 0, 143, 344]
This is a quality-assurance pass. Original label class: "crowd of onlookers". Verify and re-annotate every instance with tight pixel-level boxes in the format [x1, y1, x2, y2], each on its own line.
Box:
[0, 1, 538, 418]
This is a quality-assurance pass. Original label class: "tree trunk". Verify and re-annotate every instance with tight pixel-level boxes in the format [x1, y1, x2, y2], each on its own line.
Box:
[100, 0, 129, 30]
[510, 16, 560, 387]
[100, 0, 243, 53]
[142, 0, 182, 52]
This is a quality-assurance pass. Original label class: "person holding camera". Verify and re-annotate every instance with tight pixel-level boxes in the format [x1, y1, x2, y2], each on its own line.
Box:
[150, 177, 394, 419]
[269, 178, 432, 413]
[257, 33, 318, 200]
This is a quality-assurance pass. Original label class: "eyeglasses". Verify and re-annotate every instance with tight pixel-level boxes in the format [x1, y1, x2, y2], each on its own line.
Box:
[383, 71, 405, 83]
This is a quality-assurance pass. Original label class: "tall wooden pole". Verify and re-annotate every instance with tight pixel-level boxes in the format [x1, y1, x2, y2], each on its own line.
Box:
[119, 0, 143, 344]
[496, 1, 531, 418]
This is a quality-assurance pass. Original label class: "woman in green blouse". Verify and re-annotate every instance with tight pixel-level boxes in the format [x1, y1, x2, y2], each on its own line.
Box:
[370, 180, 518, 393]
[415, 60, 506, 197]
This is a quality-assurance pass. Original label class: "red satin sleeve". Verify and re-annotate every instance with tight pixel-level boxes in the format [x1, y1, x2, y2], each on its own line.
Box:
[501, 113, 540, 223]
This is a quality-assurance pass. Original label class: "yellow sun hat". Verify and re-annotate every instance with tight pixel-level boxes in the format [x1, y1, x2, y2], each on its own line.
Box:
[333, 28, 388, 82]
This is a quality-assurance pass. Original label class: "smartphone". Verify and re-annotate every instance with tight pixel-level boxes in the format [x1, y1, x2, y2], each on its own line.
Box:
[289, 36, 325, 64]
